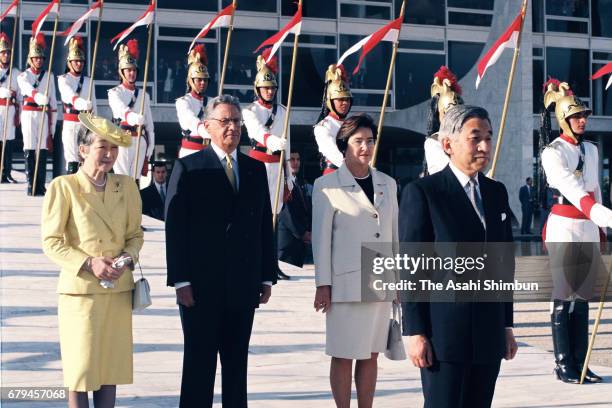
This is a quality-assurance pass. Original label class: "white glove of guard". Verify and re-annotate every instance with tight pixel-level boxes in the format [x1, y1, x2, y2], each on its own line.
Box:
[126, 111, 145, 127]
[197, 122, 210, 139]
[34, 92, 49, 106]
[0, 87, 11, 99]
[266, 134, 286, 152]
[589, 202, 612, 229]
[74, 97, 93, 111]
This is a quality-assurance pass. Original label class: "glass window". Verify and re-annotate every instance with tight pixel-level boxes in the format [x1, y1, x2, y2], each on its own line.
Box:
[398, 40, 444, 51]
[395, 52, 445, 109]
[91, 22, 153, 83]
[447, 0, 494, 10]
[350, 92, 385, 107]
[157, 41, 218, 104]
[533, 59, 544, 113]
[283, 0, 336, 19]
[339, 34, 391, 90]
[532, 0, 544, 32]
[157, 0, 216, 11]
[239, 0, 276, 13]
[592, 63, 612, 116]
[545, 0, 589, 18]
[592, 0, 612, 38]
[448, 12, 492, 26]
[533, 47, 544, 57]
[159, 27, 217, 39]
[594, 52, 612, 60]
[340, 4, 391, 20]
[221, 29, 275, 86]
[546, 19, 588, 34]
[280, 47, 336, 108]
[545, 47, 589, 97]
[448, 41, 484, 81]
[225, 88, 255, 103]
[299, 34, 336, 46]
[395, 0, 445, 25]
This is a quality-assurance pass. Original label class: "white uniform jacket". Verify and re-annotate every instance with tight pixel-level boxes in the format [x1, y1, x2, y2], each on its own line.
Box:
[17, 68, 57, 150]
[0, 66, 21, 141]
[176, 91, 209, 157]
[314, 114, 344, 168]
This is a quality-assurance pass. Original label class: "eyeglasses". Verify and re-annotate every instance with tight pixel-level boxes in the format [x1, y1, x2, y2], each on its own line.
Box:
[209, 117, 243, 127]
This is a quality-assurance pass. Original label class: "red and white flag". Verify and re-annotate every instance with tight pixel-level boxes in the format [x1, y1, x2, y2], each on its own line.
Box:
[337, 16, 403, 75]
[0, 0, 19, 23]
[110, 1, 155, 50]
[592, 62, 612, 91]
[188, 3, 235, 54]
[32, 0, 60, 40]
[475, 10, 524, 89]
[61, 1, 102, 45]
[253, 4, 302, 62]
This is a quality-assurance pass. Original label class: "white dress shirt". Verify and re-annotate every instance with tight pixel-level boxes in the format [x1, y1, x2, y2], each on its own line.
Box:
[448, 161, 486, 229]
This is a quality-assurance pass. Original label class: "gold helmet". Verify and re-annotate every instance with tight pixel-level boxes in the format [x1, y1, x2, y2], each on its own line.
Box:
[253, 48, 278, 99]
[186, 44, 210, 91]
[0, 32, 11, 53]
[430, 66, 463, 122]
[543, 79, 591, 140]
[67, 36, 86, 62]
[118, 39, 138, 83]
[325, 64, 352, 114]
[28, 34, 46, 63]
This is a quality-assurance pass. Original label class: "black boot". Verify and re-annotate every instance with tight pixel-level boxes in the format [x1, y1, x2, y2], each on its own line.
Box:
[33, 149, 47, 196]
[5, 139, 17, 183]
[67, 161, 79, 175]
[571, 300, 603, 383]
[24, 150, 35, 195]
[551, 300, 582, 384]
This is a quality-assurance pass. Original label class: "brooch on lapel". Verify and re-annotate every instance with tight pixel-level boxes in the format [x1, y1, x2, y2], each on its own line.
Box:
[113, 181, 121, 193]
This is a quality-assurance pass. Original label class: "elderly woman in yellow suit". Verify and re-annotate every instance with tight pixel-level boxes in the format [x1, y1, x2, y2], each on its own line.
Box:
[41, 113, 143, 408]
[312, 114, 399, 408]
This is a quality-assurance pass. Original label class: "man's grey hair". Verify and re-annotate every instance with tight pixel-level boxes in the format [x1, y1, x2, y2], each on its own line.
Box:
[205, 94, 242, 118]
[439, 105, 491, 141]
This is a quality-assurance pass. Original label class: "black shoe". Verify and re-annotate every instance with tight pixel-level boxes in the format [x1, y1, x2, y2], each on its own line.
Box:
[579, 367, 603, 383]
[7, 174, 18, 183]
[277, 270, 291, 280]
[570, 300, 602, 383]
[1, 175, 8, 183]
[551, 300, 582, 384]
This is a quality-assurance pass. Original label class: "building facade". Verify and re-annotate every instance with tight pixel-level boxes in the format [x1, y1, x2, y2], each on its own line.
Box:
[3, 0, 612, 215]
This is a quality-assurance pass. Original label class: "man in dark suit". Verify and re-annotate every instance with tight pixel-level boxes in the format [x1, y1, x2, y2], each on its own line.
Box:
[400, 105, 518, 408]
[519, 177, 534, 234]
[165, 95, 277, 408]
[141, 161, 168, 221]
[277, 150, 312, 268]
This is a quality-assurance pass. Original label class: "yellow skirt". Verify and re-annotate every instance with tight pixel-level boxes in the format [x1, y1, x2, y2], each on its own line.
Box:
[58, 291, 133, 392]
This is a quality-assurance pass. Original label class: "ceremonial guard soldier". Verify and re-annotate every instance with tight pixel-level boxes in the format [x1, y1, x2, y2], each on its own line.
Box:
[108, 39, 154, 181]
[424, 66, 464, 175]
[17, 34, 57, 196]
[58, 36, 96, 174]
[176, 44, 210, 158]
[541, 79, 608, 384]
[314, 64, 352, 175]
[242, 49, 291, 212]
[0, 32, 20, 183]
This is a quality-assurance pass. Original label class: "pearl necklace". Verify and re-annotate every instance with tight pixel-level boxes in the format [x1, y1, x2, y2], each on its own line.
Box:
[84, 172, 107, 188]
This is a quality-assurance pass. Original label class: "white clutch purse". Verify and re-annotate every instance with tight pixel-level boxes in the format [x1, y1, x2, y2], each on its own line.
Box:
[132, 262, 152, 311]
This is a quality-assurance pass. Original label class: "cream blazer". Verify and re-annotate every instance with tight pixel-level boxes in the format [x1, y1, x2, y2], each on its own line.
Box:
[41, 170, 144, 294]
[312, 164, 398, 303]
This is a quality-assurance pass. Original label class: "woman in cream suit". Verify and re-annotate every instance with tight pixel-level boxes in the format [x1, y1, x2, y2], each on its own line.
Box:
[41, 113, 143, 408]
[312, 114, 398, 408]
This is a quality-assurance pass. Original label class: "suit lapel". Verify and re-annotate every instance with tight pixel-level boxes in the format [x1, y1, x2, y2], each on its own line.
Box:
[442, 166, 485, 236]
[337, 164, 377, 212]
[479, 175, 496, 234]
[371, 169, 386, 211]
[203, 146, 235, 196]
[76, 170, 116, 231]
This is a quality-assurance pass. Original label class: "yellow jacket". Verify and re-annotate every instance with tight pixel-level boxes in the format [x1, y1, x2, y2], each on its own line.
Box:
[41, 170, 144, 294]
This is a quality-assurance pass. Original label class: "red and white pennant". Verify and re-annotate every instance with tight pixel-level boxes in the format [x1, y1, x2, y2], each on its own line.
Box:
[111, 1, 155, 50]
[61, 1, 102, 45]
[32, 0, 60, 40]
[188, 3, 235, 54]
[592, 62, 612, 91]
[253, 4, 302, 62]
[0, 0, 19, 23]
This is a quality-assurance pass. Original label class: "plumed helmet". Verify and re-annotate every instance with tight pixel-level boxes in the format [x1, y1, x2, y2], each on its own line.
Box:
[187, 44, 210, 81]
[431, 66, 463, 121]
[28, 34, 46, 61]
[254, 48, 278, 92]
[0, 32, 11, 53]
[324, 64, 352, 113]
[118, 39, 138, 82]
[67, 36, 86, 62]
[543, 78, 591, 140]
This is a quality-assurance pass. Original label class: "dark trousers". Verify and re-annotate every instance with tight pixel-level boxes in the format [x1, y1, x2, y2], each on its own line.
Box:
[277, 225, 306, 268]
[421, 360, 501, 408]
[178, 301, 255, 408]
[521, 207, 533, 234]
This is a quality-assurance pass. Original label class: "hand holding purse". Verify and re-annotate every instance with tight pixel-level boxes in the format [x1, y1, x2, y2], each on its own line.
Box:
[384, 302, 407, 361]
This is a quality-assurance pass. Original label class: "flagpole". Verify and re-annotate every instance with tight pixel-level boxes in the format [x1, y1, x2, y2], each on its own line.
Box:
[0, 1, 19, 181]
[488, 0, 527, 178]
[371, 0, 405, 168]
[32, 0, 61, 196]
[272, 0, 301, 229]
[132, 9, 154, 180]
[218, 0, 236, 95]
[87, 0, 103, 102]
[580, 267, 610, 384]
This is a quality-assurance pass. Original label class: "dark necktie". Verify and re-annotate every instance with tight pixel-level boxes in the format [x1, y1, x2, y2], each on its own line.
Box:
[159, 184, 166, 203]
[469, 177, 485, 227]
